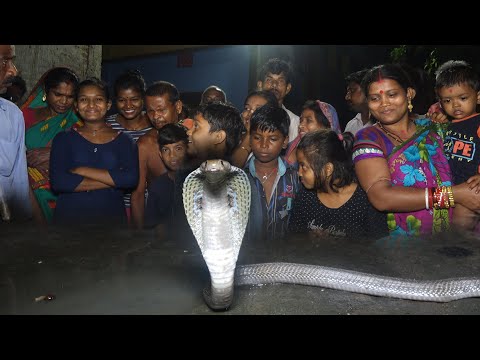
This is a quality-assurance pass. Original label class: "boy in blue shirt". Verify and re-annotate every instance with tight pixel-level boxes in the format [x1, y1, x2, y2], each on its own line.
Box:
[244, 105, 300, 244]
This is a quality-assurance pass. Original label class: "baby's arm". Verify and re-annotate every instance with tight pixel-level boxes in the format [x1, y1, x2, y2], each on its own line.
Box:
[466, 174, 480, 193]
[452, 203, 480, 232]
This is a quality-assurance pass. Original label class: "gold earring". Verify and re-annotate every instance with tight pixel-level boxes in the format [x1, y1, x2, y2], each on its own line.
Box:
[42, 93, 46, 102]
[408, 98, 413, 113]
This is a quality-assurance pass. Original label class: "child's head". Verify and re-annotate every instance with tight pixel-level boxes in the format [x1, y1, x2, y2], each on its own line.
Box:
[187, 102, 245, 161]
[296, 130, 355, 193]
[157, 123, 188, 172]
[435, 60, 480, 120]
[299, 100, 331, 137]
[75, 77, 112, 122]
[249, 105, 290, 164]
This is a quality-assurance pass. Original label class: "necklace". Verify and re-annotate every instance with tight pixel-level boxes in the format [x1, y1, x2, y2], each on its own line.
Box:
[258, 167, 277, 184]
[82, 127, 108, 137]
[377, 122, 411, 144]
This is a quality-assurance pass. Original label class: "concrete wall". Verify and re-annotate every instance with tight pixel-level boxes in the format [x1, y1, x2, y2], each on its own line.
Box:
[14, 45, 102, 103]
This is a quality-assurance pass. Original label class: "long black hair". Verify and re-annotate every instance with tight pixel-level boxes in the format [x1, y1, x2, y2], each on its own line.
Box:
[297, 130, 355, 193]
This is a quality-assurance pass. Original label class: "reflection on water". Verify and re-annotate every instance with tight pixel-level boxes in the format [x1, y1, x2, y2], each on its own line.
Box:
[1, 222, 480, 314]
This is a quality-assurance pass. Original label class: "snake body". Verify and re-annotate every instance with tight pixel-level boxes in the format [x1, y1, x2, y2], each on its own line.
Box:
[183, 160, 480, 311]
[235, 262, 480, 302]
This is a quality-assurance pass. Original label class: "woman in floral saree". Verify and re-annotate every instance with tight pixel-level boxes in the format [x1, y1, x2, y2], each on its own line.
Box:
[353, 64, 480, 236]
[21, 67, 81, 222]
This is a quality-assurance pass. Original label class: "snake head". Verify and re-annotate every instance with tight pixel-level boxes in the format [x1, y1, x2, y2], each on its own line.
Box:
[200, 159, 232, 185]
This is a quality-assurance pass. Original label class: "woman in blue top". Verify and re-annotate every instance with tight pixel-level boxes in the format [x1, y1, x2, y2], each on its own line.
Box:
[50, 78, 139, 225]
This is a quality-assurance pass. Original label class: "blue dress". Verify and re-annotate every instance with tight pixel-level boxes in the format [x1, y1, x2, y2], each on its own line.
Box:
[50, 129, 139, 225]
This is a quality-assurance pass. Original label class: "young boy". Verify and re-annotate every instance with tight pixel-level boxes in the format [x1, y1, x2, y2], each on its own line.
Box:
[244, 105, 300, 244]
[165, 102, 246, 247]
[144, 124, 188, 239]
[435, 60, 480, 231]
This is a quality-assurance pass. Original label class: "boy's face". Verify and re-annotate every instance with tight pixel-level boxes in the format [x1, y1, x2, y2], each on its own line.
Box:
[159, 141, 187, 172]
[187, 113, 218, 159]
[250, 127, 288, 164]
[437, 82, 480, 120]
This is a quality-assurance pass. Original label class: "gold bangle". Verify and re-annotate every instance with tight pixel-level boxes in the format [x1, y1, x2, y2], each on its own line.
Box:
[446, 185, 455, 208]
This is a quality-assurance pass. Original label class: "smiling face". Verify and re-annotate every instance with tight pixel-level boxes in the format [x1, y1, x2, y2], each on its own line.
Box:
[437, 82, 480, 120]
[116, 87, 144, 120]
[159, 140, 187, 172]
[367, 78, 413, 126]
[186, 113, 217, 159]
[75, 84, 111, 123]
[46, 82, 76, 115]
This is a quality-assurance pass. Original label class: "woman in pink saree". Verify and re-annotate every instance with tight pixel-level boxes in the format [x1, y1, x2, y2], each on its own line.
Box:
[353, 64, 480, 236]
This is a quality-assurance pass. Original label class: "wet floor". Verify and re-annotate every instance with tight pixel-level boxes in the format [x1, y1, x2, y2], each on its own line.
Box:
[1, 222, 480, 315]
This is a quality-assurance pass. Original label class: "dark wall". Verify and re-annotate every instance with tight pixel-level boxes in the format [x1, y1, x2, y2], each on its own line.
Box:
[303, 45, 392, 131]
[101, 45, 393, 130]
[102, 45, 251, 112]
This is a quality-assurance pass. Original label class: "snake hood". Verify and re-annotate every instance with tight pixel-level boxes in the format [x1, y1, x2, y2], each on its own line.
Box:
[183, 159, 251, 310]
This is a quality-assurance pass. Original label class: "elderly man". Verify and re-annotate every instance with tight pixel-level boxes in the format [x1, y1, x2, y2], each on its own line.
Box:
[0, 45, 32, 221]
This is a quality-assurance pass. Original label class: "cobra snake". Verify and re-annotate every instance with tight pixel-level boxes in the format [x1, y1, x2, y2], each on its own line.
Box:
[183, 159, 480, 311]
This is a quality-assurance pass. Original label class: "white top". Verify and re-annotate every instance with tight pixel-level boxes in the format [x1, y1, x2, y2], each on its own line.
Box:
[282, 104, 300, 141]
[344, 113, 373, 135]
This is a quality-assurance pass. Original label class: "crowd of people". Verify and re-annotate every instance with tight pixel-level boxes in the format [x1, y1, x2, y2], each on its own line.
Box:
[2, 44, 480, 247]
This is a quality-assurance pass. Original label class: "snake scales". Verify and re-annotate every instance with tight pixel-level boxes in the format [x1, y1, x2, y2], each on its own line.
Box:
[183, 159, 480, 311]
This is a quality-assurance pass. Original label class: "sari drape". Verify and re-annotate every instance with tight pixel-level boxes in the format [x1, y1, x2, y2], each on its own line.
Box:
[21, 69, 82, 222]
[353, 118, 452, 236]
